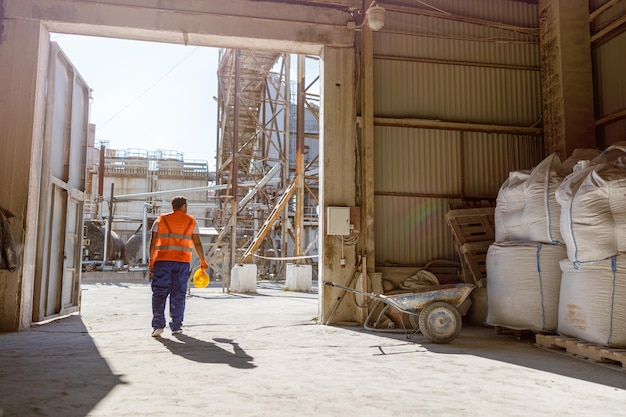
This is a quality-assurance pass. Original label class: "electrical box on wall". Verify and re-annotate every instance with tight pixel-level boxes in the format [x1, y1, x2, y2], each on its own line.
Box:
[327, 206, 351, 235]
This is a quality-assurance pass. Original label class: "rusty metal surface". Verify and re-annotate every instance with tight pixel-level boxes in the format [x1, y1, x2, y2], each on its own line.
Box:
[325, 281, 474, 313]
[380, 283, 475, 312]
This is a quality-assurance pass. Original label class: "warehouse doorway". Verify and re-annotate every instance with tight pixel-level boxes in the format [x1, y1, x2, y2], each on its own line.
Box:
[1, 1, 359, 331]
[43, 33, 321, 320]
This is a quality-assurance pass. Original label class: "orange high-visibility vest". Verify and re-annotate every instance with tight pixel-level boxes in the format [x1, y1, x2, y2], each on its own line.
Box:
[152, 211, 196, 263]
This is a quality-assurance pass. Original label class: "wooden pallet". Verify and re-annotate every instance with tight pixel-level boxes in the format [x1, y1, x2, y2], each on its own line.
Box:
[446, 207, 495, 287]
[445, 207, 495, 246]
[536, 334, 626, 372]
[458, 240, 491, 287]
[494, 326, 544, 341]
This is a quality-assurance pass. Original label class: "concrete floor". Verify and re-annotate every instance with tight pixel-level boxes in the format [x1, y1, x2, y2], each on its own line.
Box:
[1, 277, 626, 417]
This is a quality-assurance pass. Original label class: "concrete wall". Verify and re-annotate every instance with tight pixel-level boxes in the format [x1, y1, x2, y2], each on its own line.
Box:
[319, 46, 360, 325]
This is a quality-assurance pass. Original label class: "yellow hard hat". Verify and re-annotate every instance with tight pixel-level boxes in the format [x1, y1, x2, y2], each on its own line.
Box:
[193, 268, 210, 288]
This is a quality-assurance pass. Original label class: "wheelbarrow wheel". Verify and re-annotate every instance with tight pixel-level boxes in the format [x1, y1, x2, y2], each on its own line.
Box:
[418, 301, 462, 344]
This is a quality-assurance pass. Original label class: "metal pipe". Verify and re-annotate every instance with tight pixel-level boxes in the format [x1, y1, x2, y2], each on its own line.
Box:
[281, 54, 291, 269]
[142, 202, 153, 265]
[373, 116, 543, 136]
[294, 54, 306, 259]
[105, 178, 280, 201]
[103, 218, 109, 264]
[374, 53, 539, 71]
[106, 183, 114, 262]
[98, 144, 105, 218]
[231, 49, 241, 270]
[374, 191, 496, 201]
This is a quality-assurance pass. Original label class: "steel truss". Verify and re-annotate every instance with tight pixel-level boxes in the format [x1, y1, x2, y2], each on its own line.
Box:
[210, 49, 320, 286]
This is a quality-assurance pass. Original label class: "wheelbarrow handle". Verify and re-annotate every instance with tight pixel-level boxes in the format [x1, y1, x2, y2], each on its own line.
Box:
[323, 281, 379, 300]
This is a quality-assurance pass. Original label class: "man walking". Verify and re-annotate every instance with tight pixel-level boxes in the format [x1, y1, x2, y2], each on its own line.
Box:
[149, 196, 208, 337]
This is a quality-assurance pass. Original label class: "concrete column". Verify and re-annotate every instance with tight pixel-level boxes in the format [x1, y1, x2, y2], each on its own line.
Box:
[360, 25, 375, 273]
[539, 0, 596, 157]
[0, 18, 48, 330]
[319, 46, 361, 325]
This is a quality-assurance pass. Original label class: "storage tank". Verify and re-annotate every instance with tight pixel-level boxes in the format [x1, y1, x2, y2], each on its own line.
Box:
[83, 221, 124, 261]
[125, 229, 150, 266]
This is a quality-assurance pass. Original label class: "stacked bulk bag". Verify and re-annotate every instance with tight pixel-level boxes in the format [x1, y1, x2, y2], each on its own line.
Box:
[556, 158, 626, 264]
[495, 150, 602, 245]
[521, 153, 564, 244]
[559, 257, 626, 347]
[494, 170, 530, 242]
[487, 150, 600, 332]
[488, 153, 565, 331]
[486, 241, 566, 332]
[553, 144, 626, 346]
[495, 153, 562, 245]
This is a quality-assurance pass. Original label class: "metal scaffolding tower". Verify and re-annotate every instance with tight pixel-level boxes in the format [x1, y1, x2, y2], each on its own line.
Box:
[209, 49, 320, 287]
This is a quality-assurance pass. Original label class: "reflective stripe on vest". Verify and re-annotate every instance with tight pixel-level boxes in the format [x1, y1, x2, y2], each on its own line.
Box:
[153, 212, 195, 263]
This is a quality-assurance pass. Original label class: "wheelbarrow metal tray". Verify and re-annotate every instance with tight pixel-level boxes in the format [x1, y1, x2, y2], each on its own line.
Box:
[379, 283, 474, 313]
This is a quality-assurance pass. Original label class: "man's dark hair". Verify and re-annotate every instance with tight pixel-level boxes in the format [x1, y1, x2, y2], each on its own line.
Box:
[171, 196, 187, 210]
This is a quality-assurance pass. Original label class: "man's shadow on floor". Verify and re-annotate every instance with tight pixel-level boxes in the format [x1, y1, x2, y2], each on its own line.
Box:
[156, 334, 256, 369]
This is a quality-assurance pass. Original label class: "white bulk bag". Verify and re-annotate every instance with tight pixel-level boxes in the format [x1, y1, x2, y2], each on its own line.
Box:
[557, 164, 626, 263]
[486, 241, 566, 332]
[559, 257, 626, 347]
[556, 163, 601, 261]
[494, 170, 530, 242]
[495, 150, 601, 244]
[522, 153, 563, 244]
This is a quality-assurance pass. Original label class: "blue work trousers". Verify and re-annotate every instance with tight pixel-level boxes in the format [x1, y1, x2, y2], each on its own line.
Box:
[151, 260, 190, 331]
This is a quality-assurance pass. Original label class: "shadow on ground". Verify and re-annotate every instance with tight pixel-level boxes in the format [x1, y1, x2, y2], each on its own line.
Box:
[343, 324, 626, 390]
[156, 334, 256, 369]
[0, 315, 123, 417]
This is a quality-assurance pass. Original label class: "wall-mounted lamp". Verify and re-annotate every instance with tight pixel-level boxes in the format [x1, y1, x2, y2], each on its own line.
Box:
[347, 1, 385, 31]
[365, 1, 385, 31]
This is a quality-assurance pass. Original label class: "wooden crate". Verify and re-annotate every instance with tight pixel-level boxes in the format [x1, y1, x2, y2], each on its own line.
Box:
[445, 207, 495, 246]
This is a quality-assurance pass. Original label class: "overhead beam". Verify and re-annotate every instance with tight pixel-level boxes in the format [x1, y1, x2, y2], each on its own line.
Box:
[373, 117, 543, 136]
[4, 0, 354, 52]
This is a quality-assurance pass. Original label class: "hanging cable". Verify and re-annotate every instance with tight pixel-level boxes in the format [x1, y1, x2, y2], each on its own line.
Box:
[98, 46, 201, 130]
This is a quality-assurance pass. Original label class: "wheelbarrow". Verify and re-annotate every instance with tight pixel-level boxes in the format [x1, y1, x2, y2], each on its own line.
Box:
[324, 281, 474, 344]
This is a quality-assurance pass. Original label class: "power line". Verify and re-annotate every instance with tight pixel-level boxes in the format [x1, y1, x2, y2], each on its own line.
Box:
[98, 46, 201, 130]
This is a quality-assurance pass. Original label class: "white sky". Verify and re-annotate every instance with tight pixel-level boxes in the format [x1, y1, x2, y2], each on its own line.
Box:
[51, 34, 219, 169]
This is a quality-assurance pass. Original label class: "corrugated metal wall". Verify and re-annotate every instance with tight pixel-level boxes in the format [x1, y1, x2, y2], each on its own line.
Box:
[371, 0, 544, 266]
[590, 0, 626, 147]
